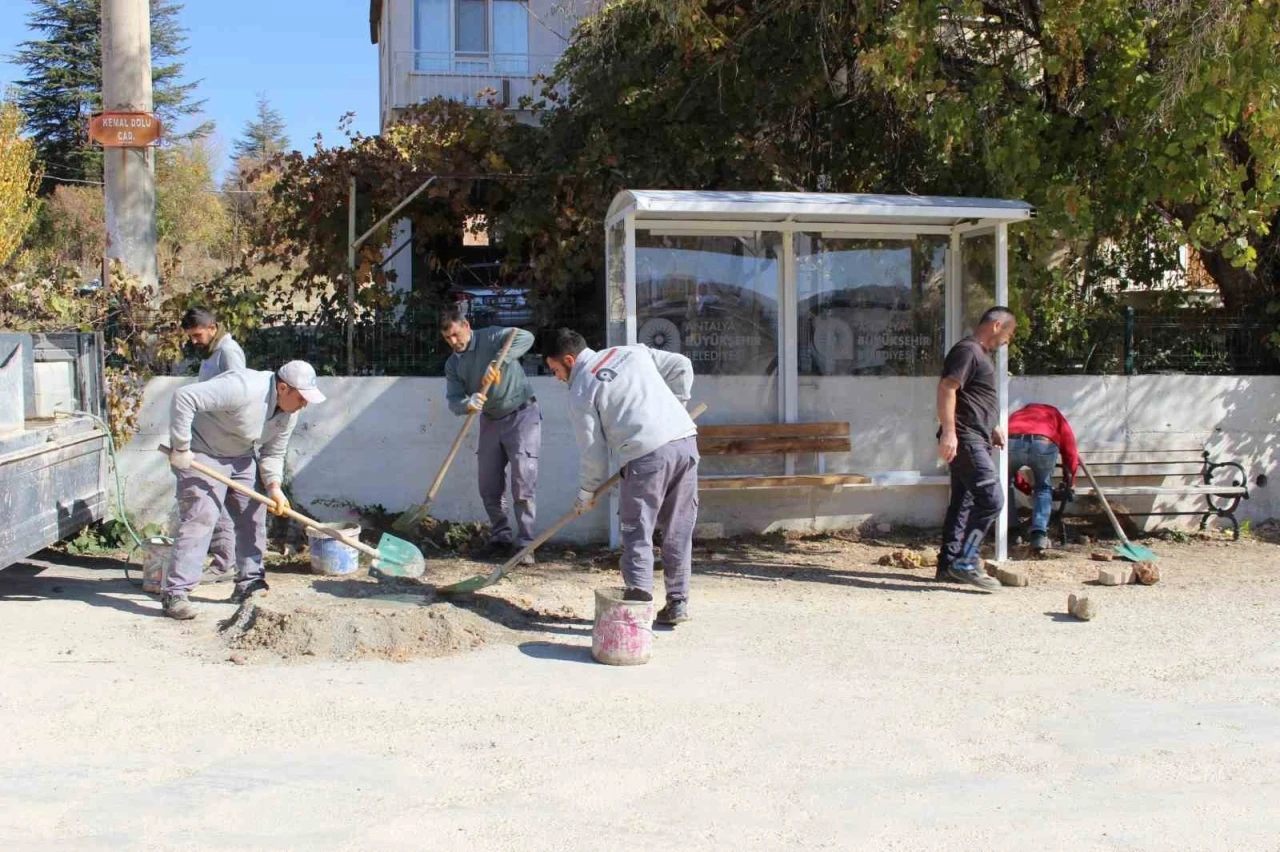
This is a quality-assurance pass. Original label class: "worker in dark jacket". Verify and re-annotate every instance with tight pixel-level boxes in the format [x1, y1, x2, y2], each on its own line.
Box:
[1008, 403, 1080, 552]
[441, 308, 539, 563]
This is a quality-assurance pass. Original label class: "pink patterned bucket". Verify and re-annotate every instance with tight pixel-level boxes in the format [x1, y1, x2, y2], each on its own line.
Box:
[591, 587, 655, 666]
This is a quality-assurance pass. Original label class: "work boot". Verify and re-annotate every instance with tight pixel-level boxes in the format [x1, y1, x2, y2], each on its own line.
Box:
[201, 565, 235, 585]
[655, 598, 690, 625]
[516, 551, 535, 567]
[934, 554, 961, 583]
[622, 587, 653, 602]
[1029, 531, 1052, 553]
[946, 560, 1001, 592]
[162, 593, 197, 620]
[231, 578, 269, 605]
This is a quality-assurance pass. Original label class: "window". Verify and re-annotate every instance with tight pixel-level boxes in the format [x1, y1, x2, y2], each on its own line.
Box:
[456, 0, 487, 54]
[795, 234, 948, 377]
[414, 0, 530, 70]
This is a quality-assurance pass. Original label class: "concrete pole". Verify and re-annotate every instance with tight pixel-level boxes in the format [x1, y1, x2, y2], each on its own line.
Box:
[101, 0, 158, 293]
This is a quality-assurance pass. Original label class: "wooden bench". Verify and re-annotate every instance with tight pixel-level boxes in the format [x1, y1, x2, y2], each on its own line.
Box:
[696, 422, 871, 490]
[1051, 448, 1250, 541]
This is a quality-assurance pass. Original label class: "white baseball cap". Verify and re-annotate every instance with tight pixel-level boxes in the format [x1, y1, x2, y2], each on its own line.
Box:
[277, 360, 326, 404]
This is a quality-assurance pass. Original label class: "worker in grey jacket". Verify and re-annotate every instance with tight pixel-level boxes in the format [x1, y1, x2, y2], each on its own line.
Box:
[544, 328, 699, 625]
[162, 361, 325, 620]
[441, 308, 539, 562]
[181, 307, 247, 584]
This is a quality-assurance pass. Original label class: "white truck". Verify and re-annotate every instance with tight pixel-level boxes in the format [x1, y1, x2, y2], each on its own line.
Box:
[0, 331, 110, 570]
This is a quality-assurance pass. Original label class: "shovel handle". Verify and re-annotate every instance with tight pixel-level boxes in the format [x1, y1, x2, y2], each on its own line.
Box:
[499, 402, 708, 573]
[1078, 458, 1133, 547]
[423, 329, 520, 507]
[157, 445, 382, 562]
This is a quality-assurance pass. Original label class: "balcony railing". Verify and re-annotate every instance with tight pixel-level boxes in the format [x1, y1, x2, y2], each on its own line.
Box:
[390, 51, 565, 110]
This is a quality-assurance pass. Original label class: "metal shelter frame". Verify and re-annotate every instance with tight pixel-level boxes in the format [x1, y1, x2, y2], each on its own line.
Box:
[603, 190, 1035, 561]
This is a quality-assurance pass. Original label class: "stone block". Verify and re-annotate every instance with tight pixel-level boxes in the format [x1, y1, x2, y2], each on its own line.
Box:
[1097, 565, 1135, 586]
[1068, 593, 1097, 620]
[994, 566, 1028, 587]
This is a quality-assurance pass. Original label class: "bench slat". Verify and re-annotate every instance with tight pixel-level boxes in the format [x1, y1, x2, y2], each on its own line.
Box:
[1074, 485, 1248, 496]
[699, 474, 871, 490]
[699, 436, 852, 456]
[699, 422, 849, 439]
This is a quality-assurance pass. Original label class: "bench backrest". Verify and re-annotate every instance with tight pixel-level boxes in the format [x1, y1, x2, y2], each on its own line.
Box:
[1065, 448, 1208, 477]
[698, 422, 852, 456]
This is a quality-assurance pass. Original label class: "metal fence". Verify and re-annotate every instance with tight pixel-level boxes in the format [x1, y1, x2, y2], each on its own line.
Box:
[1016, 308, 1280, 376]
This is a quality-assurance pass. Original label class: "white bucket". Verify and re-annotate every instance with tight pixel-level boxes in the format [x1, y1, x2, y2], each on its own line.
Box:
[591, 587, 655, 666]
[140, 536, 173, 594]
[307, 523, 363, 576]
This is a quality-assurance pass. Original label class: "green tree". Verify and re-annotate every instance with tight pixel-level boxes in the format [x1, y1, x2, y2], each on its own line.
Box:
[13, 0, 210, 191]
[233, 94, 290, 162]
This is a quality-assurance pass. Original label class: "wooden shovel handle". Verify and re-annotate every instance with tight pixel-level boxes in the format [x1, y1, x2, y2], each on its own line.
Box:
[425, 328, 520, 505]
[157, 445, 382, 562]
[1078, 458, 1133, 547]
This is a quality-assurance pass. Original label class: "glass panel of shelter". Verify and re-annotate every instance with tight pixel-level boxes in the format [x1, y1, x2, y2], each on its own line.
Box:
[634, 230, 783, 477]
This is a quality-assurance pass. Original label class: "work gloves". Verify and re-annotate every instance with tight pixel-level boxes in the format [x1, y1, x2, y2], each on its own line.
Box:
[465, 392, 487, 413]
[266, 484, 291, 517]
[483, 363, 502, 387]
[169, 448, 194, 471]
[573, 488, 595, 515]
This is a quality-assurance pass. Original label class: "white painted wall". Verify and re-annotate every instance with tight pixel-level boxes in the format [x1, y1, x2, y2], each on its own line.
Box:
[115, 375, 1279, 541]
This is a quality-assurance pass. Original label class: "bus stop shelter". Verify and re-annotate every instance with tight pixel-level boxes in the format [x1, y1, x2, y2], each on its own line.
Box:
[603, 190, 1034, 561]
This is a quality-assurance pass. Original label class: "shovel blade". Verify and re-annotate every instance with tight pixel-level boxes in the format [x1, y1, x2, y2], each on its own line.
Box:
[1115, 542, 1157, 563]
[373, 532, 426, 578]
[391, 503, 427, 535]
[436, 568, 502, 597]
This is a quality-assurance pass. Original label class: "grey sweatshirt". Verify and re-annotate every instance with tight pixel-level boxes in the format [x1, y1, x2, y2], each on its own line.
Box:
[169, 369, 299, 486]
[566, 345, 697, 492]
[445, 326, 535, 417]
[198, 333, 246, 381]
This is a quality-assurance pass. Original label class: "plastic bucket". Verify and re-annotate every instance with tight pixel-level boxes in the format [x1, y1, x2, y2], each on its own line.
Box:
[307, 524, 363, 576]
[140, 536, 173, 594]
[591, 586, 655, 666]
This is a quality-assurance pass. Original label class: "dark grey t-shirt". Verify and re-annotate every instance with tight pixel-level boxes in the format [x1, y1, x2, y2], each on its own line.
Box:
[941, 337, 997, 443]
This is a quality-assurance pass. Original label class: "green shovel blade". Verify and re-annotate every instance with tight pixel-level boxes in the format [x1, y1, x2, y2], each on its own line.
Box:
[373, 532, 426, 578]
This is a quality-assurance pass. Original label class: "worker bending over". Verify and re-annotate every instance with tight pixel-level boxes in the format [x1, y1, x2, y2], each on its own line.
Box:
[163, 361, 324, 620]
[544, 329, 699, 625]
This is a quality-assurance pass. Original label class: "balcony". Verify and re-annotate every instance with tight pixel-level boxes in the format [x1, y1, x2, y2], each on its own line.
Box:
[389, 51, 565, 111]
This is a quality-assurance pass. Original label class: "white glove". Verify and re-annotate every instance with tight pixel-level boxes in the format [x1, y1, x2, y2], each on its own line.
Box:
[169, 449, 194, 470]
[465, 392, 487, 413]
[573, 488, 595, 514]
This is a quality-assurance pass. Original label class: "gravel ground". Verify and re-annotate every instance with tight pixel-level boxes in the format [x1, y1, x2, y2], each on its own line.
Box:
[2, 530, 1279, 851]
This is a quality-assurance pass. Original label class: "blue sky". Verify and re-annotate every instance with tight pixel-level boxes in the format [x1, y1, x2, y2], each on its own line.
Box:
[0, 0, 380, 179]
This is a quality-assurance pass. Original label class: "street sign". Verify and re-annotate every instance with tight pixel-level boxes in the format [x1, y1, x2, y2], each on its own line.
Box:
[88, 112, 162, 147]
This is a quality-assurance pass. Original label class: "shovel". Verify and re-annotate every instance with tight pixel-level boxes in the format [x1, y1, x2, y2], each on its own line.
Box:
[1078, 458, 1158, 563]
[438, 403, 708, 597]
[158, 446, 427, 578]
[393, 328, 520, 535]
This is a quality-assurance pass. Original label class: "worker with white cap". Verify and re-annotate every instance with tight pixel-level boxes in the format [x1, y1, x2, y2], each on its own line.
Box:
[162, 361, 326, 619]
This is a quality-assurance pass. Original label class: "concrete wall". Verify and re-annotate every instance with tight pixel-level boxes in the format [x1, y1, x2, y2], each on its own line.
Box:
[115, 374, 1279, 540]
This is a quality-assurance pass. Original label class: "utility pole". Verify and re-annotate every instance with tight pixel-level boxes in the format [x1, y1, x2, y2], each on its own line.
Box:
[101, 0, 158, 293]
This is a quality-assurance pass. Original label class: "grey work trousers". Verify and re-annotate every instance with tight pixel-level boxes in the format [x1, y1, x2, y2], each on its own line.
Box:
[208, 509, 235, 573]
[477, 400, 540, 547]
[618, 435, 700, 602]
[166, 453, 267, 596]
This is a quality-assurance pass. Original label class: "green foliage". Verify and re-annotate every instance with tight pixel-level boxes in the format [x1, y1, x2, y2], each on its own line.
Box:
[13, 0, 209, 190]
[233, 94, 290, 162]
[65, 517, 161, 555]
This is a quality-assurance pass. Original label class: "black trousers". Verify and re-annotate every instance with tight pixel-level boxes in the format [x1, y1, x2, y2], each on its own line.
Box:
[940, 440, 1004, 568]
